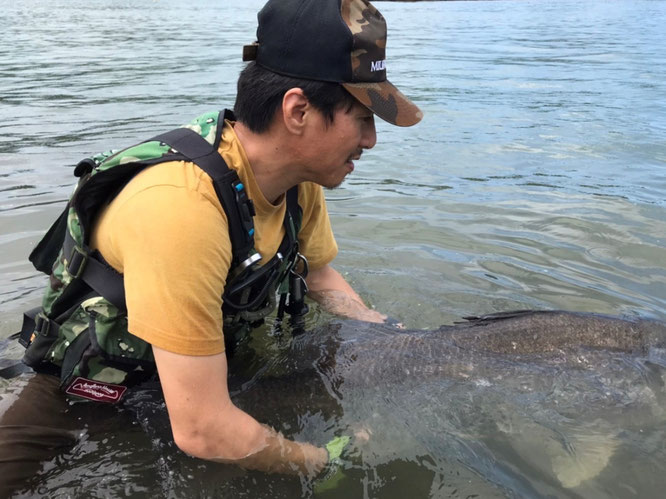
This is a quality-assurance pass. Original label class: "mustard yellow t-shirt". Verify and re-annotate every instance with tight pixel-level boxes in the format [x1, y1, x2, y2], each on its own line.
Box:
[90, 121, 338, 356]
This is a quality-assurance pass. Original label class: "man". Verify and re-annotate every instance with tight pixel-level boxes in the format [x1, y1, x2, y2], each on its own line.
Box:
[1, 0, 422, 491]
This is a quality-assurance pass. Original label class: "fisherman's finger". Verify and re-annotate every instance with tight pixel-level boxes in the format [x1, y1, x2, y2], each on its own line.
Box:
[353, 426, 372, 444]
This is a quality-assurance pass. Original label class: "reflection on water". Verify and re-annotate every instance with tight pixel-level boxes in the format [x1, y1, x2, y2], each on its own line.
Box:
[1, 0, 665, 497]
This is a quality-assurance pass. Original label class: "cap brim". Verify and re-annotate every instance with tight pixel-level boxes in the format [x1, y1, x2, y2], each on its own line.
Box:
[342, 80, 423, 127]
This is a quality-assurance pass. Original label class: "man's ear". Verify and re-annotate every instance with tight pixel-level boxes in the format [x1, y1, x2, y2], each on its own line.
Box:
[281, 88, 310, 135]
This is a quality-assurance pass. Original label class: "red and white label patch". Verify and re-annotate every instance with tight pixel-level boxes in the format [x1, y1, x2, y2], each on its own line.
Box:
[65, 376, 127, 403]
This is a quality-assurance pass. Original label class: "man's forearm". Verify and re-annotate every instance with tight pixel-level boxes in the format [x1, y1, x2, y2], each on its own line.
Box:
[175, 393, 327, 476]
[307, 288, 383, 322]
[215, 423, 327, 476]
[154, 347, 328, 477]
[306, 264, 386, 323]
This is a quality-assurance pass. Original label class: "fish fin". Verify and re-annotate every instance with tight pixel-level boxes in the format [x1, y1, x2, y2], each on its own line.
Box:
[458, 310, 555, 324]
[550, 431, 618, 488]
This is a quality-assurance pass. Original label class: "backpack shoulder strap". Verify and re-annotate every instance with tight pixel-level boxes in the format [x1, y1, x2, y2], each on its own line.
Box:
[59, 110, 258, 311]
[149, 110, 256, 266]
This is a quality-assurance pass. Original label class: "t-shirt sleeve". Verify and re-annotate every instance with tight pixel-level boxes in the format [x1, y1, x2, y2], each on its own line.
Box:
[297, 182, 338, 270]
[105, 185, 231, 355]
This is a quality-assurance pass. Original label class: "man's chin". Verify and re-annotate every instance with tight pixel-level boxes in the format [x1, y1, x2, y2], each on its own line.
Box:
[323, 178, 346, 190]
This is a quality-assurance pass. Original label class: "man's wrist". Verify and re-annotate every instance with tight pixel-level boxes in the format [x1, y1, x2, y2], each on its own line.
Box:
[309, 289, 386, 323]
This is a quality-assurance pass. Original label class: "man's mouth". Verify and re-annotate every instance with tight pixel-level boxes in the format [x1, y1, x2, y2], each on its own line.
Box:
[346, 152, 362, 169]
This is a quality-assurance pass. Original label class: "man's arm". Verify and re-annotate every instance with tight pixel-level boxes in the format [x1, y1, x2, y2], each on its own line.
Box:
[153, 346, 328, 475]
[305, 263, 386, 323]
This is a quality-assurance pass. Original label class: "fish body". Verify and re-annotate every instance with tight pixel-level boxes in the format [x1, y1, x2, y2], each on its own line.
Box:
[230, 310, 666, 497]
[3, 310, 665, 496]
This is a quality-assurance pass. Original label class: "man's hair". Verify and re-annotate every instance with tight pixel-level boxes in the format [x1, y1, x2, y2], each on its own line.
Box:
[234, 62, 358, 133]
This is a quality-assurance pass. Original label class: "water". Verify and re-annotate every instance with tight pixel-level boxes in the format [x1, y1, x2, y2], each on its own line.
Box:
[0, 0, 665, 496]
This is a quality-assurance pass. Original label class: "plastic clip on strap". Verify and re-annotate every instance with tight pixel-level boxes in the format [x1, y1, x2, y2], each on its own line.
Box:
[286, 258, 309, 315]
[63, 232, 127, 311]
[288, 272, 308, 311]
[18, 307, 56, 348]
[276, 253, 310, 329]
[233, 181, 256, 239]
[67, 245, 87, 279]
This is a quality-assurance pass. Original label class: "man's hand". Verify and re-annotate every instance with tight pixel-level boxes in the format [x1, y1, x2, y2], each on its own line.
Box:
[305, 264, 387, 323]
[313, 427, 371, 494]
[314, 435, 351, 493]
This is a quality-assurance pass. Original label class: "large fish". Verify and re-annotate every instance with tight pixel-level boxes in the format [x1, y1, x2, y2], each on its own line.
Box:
[1, 310, 665, 497]
[228, 310, 666, 498]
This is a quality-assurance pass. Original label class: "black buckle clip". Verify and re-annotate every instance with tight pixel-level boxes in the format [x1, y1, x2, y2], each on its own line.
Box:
[292, 252, 309, 280]
[67, 246, 88, 279]
[286, 253, 309, 317]
[34, 313, 51, 338]
[233, 181, 256, 237]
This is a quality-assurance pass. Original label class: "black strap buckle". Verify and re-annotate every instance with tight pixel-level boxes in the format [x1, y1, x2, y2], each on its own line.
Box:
[292, 252, 309, 280]
[34, 313, 52, 338]
[232, 181, 256, 238]
[285, 253, 309, 317]
[17, 310, 56, 349]
[18, 307, 41, 348]
[67, 245, 88, 279]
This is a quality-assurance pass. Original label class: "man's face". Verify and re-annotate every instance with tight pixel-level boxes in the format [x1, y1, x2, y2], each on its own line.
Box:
[301, 101, 377, 189]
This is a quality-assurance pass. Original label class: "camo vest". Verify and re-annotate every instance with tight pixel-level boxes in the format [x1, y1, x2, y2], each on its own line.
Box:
[17, 110, 303, 402]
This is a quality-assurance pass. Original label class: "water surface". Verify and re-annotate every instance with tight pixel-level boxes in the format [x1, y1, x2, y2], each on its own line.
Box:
[1, 0, 665, 497]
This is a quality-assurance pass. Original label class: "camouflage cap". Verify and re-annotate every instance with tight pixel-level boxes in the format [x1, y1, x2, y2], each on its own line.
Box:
[243, 0, 423, 127]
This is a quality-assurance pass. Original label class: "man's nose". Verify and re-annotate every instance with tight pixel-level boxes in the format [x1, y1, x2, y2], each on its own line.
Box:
[361, 116, 377, 150]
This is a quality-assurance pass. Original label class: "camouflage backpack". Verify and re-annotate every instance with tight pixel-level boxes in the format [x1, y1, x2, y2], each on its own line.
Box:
[17, 109, 302, 402]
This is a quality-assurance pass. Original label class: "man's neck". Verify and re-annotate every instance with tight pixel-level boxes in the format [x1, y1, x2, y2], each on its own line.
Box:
[233, 121, 301, 205]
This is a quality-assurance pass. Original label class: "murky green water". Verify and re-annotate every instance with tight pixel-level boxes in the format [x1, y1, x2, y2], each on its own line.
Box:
[1, 0, 665, 497]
